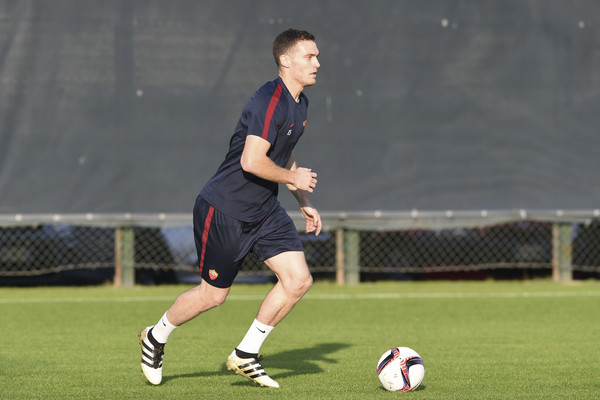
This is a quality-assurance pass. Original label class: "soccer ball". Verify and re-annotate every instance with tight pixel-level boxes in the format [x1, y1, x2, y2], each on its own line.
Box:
[376, 347, 425, 392]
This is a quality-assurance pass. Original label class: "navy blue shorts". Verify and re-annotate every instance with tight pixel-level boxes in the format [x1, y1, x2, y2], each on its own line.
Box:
[193, 196, 303, 288]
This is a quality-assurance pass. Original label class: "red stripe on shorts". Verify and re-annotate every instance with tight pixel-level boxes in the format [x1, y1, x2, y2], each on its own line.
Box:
[199, 205, 215, 274]
[261, 83, 283, 140]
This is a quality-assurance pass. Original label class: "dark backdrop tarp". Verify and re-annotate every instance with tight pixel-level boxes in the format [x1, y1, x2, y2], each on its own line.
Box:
[1, 0, 599, 214]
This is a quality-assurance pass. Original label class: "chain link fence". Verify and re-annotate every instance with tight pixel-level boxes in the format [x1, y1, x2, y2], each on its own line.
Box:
[1, 212, 600, 286]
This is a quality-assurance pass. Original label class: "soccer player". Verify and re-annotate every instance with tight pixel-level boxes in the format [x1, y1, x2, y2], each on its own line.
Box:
[139, 28, 321, 388]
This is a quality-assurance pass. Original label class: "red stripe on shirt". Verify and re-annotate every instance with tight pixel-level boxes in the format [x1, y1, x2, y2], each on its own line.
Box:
[261, 83, 283, 140]
[199, 205, 215, 273]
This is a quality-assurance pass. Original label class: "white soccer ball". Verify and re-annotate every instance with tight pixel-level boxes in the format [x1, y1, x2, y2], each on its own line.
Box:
[376, 347, 425, 392]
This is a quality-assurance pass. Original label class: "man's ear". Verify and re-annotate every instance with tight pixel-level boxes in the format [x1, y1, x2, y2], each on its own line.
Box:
[279, 54, 291, 68]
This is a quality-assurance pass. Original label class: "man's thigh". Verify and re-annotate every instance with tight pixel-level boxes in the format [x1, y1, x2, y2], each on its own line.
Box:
[193, 198, 247, 288]
[263, 250, 311, 282]
[251, 206, 303, 262]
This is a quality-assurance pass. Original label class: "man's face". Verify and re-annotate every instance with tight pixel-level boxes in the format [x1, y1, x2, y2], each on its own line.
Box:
[286, 40, 320, 87]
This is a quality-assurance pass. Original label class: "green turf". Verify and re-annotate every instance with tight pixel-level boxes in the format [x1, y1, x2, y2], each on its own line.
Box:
[1, 280, 599, 399]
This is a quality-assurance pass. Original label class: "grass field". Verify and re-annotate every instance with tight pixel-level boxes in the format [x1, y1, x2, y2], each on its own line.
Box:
[1, 280, 599, 399]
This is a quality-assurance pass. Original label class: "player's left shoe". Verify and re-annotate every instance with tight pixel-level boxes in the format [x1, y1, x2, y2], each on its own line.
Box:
[139, 326, 165, 385]
[226, 350, 280, 388]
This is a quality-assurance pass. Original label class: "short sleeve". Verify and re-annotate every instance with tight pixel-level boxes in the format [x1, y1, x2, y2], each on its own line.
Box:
[245, 82, 284, 145]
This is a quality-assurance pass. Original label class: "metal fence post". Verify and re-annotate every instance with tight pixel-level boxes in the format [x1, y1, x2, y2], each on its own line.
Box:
[552, 222, 573, 282]
[344, 229, 360, 284]
[114, 226, 135, 287]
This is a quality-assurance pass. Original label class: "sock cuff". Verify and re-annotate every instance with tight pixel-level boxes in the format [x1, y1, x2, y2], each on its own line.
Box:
[253, 319, 274, 333]
[236, 319, 274, 355]
[161, 312, 177, 329]
[150, 311, 178, 343]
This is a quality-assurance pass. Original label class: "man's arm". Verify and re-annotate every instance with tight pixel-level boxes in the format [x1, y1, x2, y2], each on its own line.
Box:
[241, 135, 317, 193]
[284, 154, 311, 204]
[285, 153, 322, 235]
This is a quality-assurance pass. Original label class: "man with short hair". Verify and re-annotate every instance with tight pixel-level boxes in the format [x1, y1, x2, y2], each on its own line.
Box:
[139, 28, 321, 389]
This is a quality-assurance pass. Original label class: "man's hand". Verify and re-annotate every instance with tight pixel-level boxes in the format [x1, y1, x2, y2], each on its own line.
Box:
[293, 168, 318, 193]
[300, 205, 321, 235]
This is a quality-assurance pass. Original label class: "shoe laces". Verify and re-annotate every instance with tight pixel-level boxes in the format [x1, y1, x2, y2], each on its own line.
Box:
[143, 332, 165, 368]
[151, 343, 164, 366]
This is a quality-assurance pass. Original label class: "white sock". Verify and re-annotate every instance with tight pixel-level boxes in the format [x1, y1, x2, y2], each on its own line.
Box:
[150, 311, 177, 343]
[236, 319, 274, 355]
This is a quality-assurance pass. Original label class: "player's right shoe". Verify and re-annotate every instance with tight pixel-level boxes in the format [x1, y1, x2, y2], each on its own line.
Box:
[139, 326, 164, 385]
[226, 350, 280, 388]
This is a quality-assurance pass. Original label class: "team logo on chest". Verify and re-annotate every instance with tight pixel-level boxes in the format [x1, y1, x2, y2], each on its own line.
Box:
[286, 120, 307, 136]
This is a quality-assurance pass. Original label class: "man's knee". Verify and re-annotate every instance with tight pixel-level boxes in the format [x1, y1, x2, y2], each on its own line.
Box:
[302, 272, 313, 292]
[198, 281, 229, 308]
[265, 251, 313, 296]
[208, 292, 228, 308]
[286, 270, 313, 298]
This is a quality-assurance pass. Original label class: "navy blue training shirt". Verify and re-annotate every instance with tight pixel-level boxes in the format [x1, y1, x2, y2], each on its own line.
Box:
[200, 77, 309, 222]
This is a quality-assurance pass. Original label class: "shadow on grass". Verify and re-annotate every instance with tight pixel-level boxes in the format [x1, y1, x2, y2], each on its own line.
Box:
[161, 342, 350, 386]
[267, 342, 351, 380]
[376, 384, 427, 393]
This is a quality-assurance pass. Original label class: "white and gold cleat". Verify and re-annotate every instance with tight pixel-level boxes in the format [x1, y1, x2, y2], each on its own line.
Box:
[226, 350, 279, 388]
[139, 326, 164, 385]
